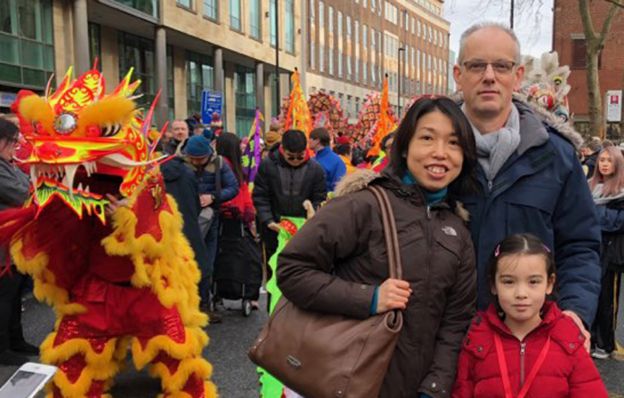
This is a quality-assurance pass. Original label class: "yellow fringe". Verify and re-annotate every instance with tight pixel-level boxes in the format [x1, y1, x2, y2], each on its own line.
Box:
[40, 333, 117, 368]
[130, 327, 207, 370]
[149, 357, 212, 393]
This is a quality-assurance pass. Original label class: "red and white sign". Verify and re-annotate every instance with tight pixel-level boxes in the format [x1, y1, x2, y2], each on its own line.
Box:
[606, 90, 622, 122]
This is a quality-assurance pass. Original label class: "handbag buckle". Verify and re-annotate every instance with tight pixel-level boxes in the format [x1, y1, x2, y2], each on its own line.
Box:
[286, 355, 302, 369]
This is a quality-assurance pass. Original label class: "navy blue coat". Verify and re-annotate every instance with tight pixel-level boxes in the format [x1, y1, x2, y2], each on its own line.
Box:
[458, 101, 601, 327]
[190, 156, 239, 205]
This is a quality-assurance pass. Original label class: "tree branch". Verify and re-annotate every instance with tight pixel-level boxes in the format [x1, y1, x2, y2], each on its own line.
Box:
[598, 3, 622, 48]
[604, 0, 624, 8]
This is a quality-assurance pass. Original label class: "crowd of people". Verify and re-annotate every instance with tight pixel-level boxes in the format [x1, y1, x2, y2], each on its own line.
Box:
[0, 21, 622, 398]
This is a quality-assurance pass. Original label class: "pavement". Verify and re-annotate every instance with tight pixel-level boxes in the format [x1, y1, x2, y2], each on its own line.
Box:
[1, 292, 623, 398]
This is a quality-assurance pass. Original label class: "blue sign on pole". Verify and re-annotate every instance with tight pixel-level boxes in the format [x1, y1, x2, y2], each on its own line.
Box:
[201, 90, 223, 125]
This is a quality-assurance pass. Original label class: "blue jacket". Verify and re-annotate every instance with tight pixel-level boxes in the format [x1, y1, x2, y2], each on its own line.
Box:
[315, 146, 346, 192]
[458, 100, 601, 327]
[187, 155, 239, 205]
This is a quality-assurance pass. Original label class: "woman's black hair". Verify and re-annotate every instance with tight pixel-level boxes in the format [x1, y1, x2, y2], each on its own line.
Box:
[487, 233, 556, 291]
[0, 118, 19, 144]
[216, 132, 244, 183]
[282, 129, 308, 153]
[388, 96, 478, 195]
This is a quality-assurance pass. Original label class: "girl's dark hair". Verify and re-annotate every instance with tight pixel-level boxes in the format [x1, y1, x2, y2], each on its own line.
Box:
[0, 118, 19, 144]
[487, 233, 556, 287]
[388, 96, 478, 195]
[216, 132, 244, 183]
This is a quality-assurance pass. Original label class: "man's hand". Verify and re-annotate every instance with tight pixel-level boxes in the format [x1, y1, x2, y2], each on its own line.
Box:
[376, 278, 412, 314]
[563, 310, 591, 352]
[267, 222, 282, 233]
[200, 194, 214, 208]
[105, 194, 129, 217]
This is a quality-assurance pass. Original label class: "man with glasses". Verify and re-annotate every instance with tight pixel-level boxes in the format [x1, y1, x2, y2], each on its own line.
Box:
[253, 129, 327, 281]
[453, 23, 600, 351]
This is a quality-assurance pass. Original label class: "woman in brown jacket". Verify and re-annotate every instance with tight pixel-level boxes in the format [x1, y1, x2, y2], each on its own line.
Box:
[277, 97, 478, 398]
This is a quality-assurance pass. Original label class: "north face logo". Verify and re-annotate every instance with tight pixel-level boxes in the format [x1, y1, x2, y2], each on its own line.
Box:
[441, 226, 457, 236]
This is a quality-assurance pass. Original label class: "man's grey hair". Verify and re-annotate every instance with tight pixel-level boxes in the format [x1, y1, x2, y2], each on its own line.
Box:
[457, 22, 522, 64]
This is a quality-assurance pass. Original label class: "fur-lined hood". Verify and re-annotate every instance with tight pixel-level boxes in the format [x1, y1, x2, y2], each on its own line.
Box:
[334, 169, 470, 222]
[449, 91, 583, 150]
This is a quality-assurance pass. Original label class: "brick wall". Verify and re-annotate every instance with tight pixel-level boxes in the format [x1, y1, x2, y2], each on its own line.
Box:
[553, 0, 624, 135]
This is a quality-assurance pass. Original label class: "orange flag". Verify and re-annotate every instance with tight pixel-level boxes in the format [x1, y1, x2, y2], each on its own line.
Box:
[284, 68, 313, 137]
[368, 74, 395, 157]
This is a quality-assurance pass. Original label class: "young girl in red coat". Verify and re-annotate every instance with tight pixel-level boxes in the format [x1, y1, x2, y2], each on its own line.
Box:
[452, 233, 607, 398]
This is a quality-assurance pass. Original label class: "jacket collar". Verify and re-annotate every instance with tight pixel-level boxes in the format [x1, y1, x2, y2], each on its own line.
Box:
[463, 301, 585, 357]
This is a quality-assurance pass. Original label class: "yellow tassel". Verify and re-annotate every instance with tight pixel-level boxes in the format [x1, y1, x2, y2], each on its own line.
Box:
[149, 357, 213, 393]
[130, 328, 207, 370]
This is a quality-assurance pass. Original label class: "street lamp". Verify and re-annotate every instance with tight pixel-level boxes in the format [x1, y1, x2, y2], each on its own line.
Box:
[398, 46, 405, 116]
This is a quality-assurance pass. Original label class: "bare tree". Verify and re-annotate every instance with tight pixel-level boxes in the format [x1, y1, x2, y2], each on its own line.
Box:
[580, 0, 621, 138]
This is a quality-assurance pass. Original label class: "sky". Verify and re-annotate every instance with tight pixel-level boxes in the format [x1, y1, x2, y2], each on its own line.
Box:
[443, 0, 555, 59]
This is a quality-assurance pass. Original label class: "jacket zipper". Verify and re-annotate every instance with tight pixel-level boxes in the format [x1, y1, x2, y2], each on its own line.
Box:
[520, 342, 526, 386]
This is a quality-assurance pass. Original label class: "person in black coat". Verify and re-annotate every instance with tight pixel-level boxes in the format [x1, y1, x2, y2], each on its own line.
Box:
[161, 156, 209, 274]
[0, 118, 38, 365]
[252, 129, 327, 269]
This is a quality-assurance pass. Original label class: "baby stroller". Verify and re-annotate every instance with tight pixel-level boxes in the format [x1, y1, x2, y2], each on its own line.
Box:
[212, 218, 262, 316]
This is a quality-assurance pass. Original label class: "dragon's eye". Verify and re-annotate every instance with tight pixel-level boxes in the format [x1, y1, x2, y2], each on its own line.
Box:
[101, 123, 122, 137]
[55, 113, 77, 135]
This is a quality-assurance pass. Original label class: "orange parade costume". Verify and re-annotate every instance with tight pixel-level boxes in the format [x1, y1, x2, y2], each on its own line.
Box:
[0, 67, 217, 398]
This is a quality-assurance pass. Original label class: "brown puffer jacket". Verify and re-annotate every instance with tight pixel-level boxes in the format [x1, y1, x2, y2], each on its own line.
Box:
[277, 169, 476, 398]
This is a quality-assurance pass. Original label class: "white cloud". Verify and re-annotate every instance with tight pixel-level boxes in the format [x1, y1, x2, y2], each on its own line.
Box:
[444, 0, 554, 60]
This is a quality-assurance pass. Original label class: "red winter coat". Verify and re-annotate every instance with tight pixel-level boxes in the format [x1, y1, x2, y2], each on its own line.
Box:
[452, 301, 608, 398]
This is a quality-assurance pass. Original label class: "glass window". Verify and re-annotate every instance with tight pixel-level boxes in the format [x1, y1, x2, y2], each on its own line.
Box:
[285, 0, 294, 52]
[0, 0, 54, 89]
[230, 0, 241, 31]
[114, 0, 158, 18]
[337, 11, 342, 77]
[118, 32, 176, 111]
[235, 65, 256, 136]
[362, 24, 367, 83]
[354, 21, 359, 80]
[249, 0, 261, 39]
[270, 0, 276, 46]
[176, 0, 191, 8]
[186, 51, 214, 116]
[88, 23, 101, 70]
[204, 0, 218, 20]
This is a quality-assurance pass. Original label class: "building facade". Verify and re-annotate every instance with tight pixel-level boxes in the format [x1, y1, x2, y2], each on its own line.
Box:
[305, 0, 450, 122]
[0, 0, 305, 135]
[553, 0, 624, 137]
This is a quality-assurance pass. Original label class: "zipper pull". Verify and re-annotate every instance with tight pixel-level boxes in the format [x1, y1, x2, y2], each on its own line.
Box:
[426, 206, 431, 219]
[520, 342, 526, 355]
[487, 180, 493, 192]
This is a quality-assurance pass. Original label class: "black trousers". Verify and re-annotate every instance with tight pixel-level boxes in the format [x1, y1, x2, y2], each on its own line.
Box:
[0, 266, 26, 352]
[591, 269, 621, 352]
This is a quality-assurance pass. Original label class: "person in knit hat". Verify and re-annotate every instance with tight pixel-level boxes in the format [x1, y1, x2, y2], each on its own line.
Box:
[334, 134, 356, 174]
[183, 135, 239, 322]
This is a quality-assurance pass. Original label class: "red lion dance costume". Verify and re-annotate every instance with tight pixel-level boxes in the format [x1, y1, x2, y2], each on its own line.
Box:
[0, 67, 217, 398]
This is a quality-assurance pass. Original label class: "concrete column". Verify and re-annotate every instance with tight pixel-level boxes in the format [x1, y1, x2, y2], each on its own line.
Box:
[214, 47, 225, 129]
[256, 62, 265, 118]
[155, 26, 168, 126]
[72, 0, 90, 74]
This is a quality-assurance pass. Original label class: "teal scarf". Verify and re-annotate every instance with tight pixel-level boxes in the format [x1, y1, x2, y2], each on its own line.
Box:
[402, 171, 447, 205]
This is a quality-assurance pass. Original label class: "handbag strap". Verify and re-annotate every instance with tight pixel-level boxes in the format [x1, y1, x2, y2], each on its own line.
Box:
[369, 185, 403, 280]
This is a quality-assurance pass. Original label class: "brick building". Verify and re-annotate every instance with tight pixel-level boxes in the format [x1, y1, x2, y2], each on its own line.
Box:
[553, 0, 624, 137]
[305, 0, 449, 121]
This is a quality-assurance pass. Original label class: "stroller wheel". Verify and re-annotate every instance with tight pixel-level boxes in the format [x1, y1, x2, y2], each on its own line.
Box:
[243, 299, 252, 317]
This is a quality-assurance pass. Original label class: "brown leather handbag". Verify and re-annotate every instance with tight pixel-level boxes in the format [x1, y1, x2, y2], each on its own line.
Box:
[248, 185, 404, 398]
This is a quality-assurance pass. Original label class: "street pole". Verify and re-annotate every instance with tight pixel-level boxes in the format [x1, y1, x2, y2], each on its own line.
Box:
[275, 0, 280, 117]
[510, 0, 515, 29]
[398, 47, 405, 115]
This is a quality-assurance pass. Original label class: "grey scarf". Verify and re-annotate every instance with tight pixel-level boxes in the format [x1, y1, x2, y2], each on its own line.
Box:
[592, 183, 624, 205]
[465, 104, 521, 181]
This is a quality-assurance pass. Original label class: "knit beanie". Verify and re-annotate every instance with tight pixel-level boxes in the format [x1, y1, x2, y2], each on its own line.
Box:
[184, 135, 213, 157]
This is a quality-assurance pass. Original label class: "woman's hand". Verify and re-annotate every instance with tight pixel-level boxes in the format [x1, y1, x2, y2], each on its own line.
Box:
[376, 278, 412, 313]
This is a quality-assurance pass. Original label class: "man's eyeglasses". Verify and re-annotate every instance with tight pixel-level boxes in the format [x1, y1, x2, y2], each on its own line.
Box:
[285, 153, 305, 161]
[462, 60, 517, 75]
